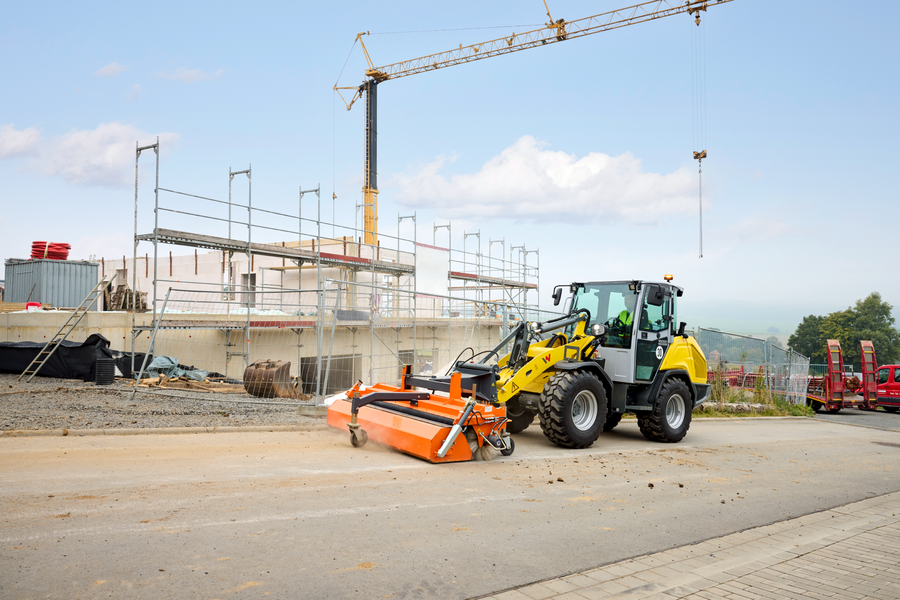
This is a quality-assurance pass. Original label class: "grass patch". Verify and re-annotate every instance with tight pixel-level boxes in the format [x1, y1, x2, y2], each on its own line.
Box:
[622, 369, 815, 419]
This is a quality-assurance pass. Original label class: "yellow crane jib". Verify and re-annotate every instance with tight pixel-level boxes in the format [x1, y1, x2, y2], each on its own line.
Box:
[333, 0, 736, 251]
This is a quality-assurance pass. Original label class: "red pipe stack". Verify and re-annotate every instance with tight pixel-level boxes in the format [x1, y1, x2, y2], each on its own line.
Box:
[31, 241, 71, 260]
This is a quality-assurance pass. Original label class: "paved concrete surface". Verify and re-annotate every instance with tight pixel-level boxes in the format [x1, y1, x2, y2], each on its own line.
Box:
[482, 490, 900, 600]
[814, 406, 900, 432]
[2, 418, 900, 599]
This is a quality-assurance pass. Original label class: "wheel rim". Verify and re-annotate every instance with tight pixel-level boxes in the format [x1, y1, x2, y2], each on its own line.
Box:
[666, 394, 686, 429]
[571, 390, 598, 431]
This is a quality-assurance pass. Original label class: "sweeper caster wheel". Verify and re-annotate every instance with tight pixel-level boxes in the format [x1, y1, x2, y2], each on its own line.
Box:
[349, 426, 368, 448]
[500, 437, 515, 457]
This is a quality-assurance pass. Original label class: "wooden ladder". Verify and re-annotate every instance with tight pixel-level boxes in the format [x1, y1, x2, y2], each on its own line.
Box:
[17, 276, 113, 382]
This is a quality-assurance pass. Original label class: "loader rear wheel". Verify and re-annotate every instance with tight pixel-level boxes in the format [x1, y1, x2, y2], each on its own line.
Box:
[637, 379, 692, 443]
[603, 412, 623, 432]
[538, 371, 607, 449]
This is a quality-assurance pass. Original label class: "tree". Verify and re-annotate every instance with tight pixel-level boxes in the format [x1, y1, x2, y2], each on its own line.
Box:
[853, 293, 900, 365]
[788, 293, 900, 367]
[788, 314, 826, 363]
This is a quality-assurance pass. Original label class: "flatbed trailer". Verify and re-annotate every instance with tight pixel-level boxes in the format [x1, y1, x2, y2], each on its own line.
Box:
[806, 339, 879, 412]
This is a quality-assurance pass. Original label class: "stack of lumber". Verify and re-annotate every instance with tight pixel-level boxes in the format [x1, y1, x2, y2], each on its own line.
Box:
[130, 374, 247, 393]
[0, 302, 54, 313]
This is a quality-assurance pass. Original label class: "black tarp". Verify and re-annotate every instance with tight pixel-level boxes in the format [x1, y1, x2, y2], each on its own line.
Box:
[0, 334, 148, 381]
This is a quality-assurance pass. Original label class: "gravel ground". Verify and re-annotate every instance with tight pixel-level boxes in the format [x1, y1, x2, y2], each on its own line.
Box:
[0, 373, 325, 431]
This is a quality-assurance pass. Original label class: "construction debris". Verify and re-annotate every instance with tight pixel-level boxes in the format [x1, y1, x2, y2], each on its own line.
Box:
[243, 360, 305, 399]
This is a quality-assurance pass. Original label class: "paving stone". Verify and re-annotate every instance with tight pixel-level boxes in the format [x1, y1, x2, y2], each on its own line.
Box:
[517, 584, 558, 600]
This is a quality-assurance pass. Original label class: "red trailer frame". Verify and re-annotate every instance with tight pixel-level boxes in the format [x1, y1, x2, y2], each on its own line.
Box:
[858, 340, 878, 411]
[807, 339, 851, 412]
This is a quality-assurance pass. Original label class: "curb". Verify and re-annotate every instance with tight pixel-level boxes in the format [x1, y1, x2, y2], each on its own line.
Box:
[1, 424, 331, 438]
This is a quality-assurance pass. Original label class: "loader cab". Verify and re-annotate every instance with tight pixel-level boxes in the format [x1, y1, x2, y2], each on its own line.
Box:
[569, 281, 680, 384]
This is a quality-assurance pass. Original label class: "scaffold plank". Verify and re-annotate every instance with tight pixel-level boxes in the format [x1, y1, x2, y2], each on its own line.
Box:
[136, 228, 414, 275]
[448, 270, 537, 290]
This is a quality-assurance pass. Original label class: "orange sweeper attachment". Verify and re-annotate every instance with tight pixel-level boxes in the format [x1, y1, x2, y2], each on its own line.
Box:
[327, 365, 513, 463]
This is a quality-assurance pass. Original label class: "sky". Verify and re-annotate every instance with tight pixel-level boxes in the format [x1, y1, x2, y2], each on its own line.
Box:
[1, 0, 898, 337]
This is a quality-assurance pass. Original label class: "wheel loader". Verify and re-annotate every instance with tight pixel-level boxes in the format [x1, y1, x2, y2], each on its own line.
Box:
[327, 277, 710, 462]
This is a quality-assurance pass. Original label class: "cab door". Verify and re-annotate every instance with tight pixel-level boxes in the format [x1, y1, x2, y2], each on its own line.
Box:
[634, 284, 672, 382]
[882, 367, 900, 407]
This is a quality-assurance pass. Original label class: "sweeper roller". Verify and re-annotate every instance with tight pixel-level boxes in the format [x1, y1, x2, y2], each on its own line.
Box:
[326, 369, 512, 463]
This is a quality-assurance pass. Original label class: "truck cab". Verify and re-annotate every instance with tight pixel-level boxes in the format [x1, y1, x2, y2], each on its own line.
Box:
[876, 365, 900, 413]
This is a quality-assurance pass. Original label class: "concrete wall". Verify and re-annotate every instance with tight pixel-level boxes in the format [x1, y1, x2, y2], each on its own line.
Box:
[0, 312, 506, 395]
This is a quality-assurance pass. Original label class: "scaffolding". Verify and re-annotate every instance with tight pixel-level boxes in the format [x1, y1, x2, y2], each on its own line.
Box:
[127, 141, 543, 402]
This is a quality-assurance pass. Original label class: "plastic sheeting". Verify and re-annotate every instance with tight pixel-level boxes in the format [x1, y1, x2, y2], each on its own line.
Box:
[0, 334, 128, 381]
[142, 356, 208, 382]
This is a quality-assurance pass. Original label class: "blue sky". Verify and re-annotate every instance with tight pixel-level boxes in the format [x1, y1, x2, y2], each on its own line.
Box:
[2, 1, 898, 336]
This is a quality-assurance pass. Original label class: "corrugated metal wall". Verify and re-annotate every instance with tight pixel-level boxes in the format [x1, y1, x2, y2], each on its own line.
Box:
[4, 259, 99, 308]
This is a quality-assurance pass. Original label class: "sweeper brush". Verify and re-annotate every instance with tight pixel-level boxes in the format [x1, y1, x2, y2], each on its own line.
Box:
[326, 367, 513, 463]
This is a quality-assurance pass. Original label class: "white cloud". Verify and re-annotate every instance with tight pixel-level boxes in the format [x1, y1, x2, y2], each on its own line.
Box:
[0, 124, 42, 158]
[126, 84, 142, 101]
[11, 122, 179, 187]
[94, 62, 128, 77]
[387, 136, 698, 226]
[155, 67, 224, 83]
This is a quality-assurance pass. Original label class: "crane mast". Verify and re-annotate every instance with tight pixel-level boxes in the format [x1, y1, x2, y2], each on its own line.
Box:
[335, 0, 734, 246]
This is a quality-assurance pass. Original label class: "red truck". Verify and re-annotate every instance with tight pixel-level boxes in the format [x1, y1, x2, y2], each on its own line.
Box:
[876, 365, 900, 413]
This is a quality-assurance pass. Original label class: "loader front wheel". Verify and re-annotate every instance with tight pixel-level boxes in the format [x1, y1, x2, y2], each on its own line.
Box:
[506, 411, 536, 434]
[538, 371, 607, 449]
[637, 379, 692, 443]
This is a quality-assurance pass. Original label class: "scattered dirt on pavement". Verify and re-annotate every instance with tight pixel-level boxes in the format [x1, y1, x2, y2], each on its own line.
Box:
[0, 373, 324, 431]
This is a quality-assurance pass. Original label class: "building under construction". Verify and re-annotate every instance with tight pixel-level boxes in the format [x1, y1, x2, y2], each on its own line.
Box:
[70, 141, 545, 401]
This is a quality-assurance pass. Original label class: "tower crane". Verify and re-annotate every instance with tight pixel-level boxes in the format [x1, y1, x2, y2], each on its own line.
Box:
[335, 0, 735, 246]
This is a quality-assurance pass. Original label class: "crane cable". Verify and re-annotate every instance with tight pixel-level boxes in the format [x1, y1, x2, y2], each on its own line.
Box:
[690, 9, 708, 258]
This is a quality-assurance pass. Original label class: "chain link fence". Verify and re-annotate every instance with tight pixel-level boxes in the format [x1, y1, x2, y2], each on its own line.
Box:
[696, 327, 809, 405]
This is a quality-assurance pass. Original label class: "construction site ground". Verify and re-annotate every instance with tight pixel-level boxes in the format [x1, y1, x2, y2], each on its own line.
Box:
[3, 388, 900, 600]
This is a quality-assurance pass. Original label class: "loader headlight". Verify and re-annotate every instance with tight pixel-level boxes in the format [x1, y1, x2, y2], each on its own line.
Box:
[529, 321, 542, 334]
[591, 323, 606, 336]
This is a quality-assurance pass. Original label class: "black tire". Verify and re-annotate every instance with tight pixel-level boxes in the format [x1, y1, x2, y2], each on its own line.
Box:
[807, 400, 823, 413]
[637, 378, 692, 443]
[506, 411, 536, 434]
[883, 406, 899, 413]
[538, 371, 607, 448]
[603, 412, 623, 432]
[500, 437, 515, 456]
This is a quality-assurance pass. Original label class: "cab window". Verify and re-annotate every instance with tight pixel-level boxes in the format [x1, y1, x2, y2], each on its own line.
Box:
[877, 368, 889, 385]
[571, 282, 638, 349]
[639, 295, 670, 332]
[895, 369, 900, 383]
